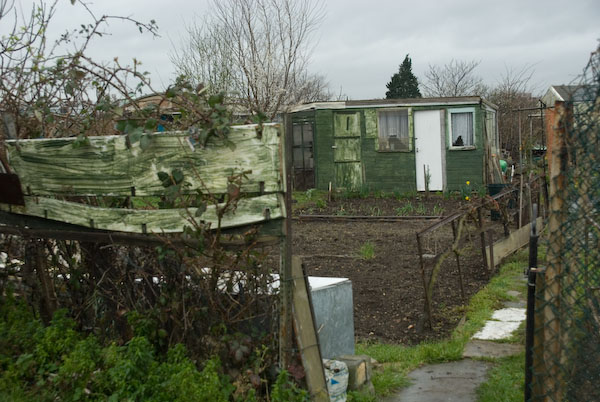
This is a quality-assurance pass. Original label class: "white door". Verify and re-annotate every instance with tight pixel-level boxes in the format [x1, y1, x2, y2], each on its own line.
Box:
[414, 110, 444, 191]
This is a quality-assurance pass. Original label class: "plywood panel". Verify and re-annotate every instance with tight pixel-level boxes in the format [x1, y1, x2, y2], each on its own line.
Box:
[335, 162, 362, 190]
[5, 124, 282, 196]
[0, 193, 285, 233]
[333, 112, 361, 138]
[334, 138, 361, 162]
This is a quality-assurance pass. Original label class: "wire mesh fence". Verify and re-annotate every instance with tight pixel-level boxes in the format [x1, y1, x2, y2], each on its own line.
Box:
[532, 48, 600, 401]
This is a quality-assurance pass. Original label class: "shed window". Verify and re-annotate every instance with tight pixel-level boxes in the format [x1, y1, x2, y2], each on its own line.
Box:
[449, 110, 474, 148]
[378, 109, 409, 151]
[291, 122, 315, 190]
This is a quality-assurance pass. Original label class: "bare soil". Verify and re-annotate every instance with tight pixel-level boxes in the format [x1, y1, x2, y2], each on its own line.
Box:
[290, 195, 506, 345]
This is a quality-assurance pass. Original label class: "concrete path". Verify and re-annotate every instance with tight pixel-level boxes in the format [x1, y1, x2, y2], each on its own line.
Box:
[387, 276, 527, 401]
[386, 360, 493, 402]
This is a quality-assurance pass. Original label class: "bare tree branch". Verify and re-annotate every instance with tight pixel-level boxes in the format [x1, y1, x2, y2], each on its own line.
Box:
[421, 59, 487, 97]
[170, 0, 328, 120]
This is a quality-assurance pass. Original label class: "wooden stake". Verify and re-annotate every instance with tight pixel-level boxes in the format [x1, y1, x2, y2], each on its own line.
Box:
[477, 207, 489, 273]
[451, 220, 465, 301]
[417, 234, 433, 330]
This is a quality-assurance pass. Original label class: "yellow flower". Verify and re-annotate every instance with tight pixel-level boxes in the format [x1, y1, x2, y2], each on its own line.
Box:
[466, 181, 471, 186]
[465, 196, 470, 201]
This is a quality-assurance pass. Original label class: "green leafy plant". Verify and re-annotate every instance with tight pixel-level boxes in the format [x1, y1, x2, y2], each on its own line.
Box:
[415, 203, 426, 215]
[270, 370, 309, 402]
[0, 304, 236, 401]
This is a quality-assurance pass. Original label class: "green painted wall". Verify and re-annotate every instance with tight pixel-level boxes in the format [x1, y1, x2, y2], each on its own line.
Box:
[445, 107, 484, 191]
[292, 103, 489, 192]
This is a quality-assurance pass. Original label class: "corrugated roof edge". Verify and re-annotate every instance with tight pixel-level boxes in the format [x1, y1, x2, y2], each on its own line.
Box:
[289, 96, 498, 113]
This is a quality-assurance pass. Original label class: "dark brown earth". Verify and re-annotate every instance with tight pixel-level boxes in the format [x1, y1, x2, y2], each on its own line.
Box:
[289, 195, 508, 345]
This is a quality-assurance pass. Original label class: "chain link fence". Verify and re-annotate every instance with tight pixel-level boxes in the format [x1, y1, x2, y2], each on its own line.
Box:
[532, 48, 600, 401]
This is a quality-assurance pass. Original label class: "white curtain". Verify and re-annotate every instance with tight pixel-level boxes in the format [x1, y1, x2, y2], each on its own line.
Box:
[379, 110, 408, 139]
[451, 112, 473, 146]
[378, 110, 409, 151]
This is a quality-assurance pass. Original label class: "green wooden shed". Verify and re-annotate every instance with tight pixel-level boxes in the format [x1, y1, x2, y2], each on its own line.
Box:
[288, 96, 499, 192]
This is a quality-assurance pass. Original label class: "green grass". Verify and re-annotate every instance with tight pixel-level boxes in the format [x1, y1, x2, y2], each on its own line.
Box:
[349, 249, 531, 400]
[358, 242, 375, 260]
[477, 353, 525, 402]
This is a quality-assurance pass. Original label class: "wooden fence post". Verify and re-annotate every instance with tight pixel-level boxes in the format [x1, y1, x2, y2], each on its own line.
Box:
[536, 100, 569, 401]
[280, 116, 294, 370]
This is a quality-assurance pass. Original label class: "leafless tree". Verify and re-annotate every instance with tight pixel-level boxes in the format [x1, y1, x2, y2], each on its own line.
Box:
[487, 65, 539, 160]
[171, 0, 328, 120]
[421, 59, 487, 97]
[0, 0, 158, 143]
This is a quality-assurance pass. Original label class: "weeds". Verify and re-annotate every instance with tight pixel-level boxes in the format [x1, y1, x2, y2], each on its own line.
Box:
[396, 202, 415, 216]
[395, 190, 418, 201]
[369, 207, 382, 216]
[373, 190, 387, 199]
[432, 204, 445, 216]
[358, 242, 375, 260]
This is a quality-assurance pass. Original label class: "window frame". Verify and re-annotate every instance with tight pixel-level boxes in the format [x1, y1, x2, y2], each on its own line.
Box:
[376, 107, 412, 152]
[448, 107, 476, 150]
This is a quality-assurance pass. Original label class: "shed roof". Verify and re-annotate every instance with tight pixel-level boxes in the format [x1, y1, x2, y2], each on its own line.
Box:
[290, 96, 498, 113]
[542, 85, 592, 107]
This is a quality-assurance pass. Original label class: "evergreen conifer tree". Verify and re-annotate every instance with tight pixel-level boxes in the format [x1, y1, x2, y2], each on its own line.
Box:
[385, 54, 422, 98]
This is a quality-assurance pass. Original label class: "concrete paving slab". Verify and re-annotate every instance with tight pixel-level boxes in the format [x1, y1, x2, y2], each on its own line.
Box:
[491, 307, 526, 322]
[503, 300, 526, 309]
[506, 290, 521, 298]
[473, 320, 521, 340]
[463, 340, 524, 358]
[386, 359, 492, 402]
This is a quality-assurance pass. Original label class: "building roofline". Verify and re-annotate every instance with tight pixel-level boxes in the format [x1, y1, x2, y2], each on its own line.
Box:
[289, 96, 497, 113]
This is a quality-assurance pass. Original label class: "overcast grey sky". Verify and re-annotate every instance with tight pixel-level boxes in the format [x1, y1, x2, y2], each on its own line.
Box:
[18, 0, 600, 99]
